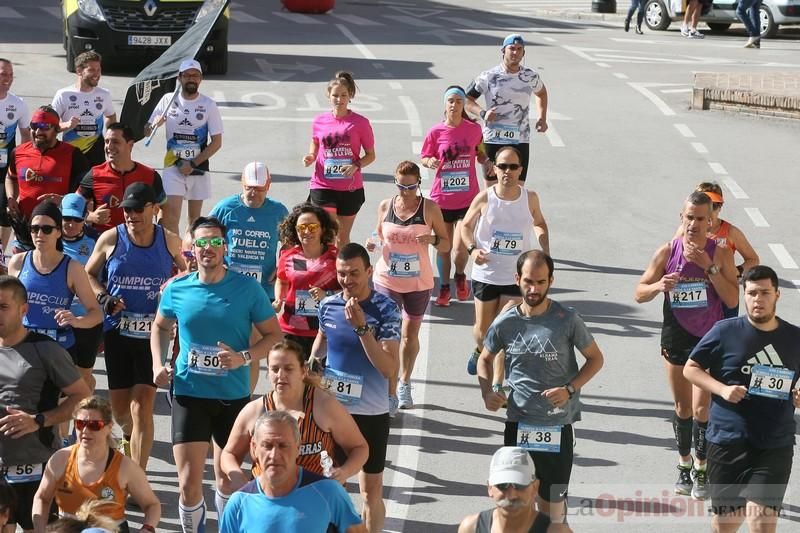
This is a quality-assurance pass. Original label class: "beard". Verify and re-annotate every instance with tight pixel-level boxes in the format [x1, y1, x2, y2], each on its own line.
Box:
[183, 83, 199, 95]
[748, 302, 776, 324]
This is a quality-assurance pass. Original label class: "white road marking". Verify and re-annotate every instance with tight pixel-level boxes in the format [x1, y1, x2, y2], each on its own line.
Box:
[792, 280, 800, 296]
[330, 13, 384, 26]
[613, 73, 629, 79]
[229, 10, 266, 23]
[627, 82, 676, 116]
[39, 6, 62, 18]
[272, 11, 324, 24]
[413, 141, 431, 180]
[399, 96, 423, 137]
[674, 124, 695, 138]
[660, 88, 693, 93]
[744, 208, 769, 228]
[0, 7, 23, 18]
[336, 24, 376, 59]
[691, 142, 708, 154]
[708, 162, 728, 175]
[543, 37, 557, 43]
[596, 62, 610, 68]
[769, 244, 799, 269]
[389, 81, 403, 90]
[723, 178, 749, 199]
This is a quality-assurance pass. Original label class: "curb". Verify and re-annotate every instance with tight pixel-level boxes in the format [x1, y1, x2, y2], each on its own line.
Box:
[523, 8, 626, 23]
[692, 72, 800, 120]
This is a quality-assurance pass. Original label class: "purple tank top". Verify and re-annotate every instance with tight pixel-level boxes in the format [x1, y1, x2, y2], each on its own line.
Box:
[664, 238, 723, 337]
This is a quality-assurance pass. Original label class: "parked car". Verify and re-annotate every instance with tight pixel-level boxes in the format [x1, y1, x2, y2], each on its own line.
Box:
[644, 0, 800, 38]
[61, 0, 230, 73]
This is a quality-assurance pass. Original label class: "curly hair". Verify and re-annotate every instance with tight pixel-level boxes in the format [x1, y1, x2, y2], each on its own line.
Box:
[278, 203, 338, 247]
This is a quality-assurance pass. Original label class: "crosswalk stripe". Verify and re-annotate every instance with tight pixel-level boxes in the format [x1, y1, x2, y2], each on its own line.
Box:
[230, 10, 267, 23]
[330, 13, 384, 26]
[272, 11, 325, 24]
[383, 14, 440, 28]
[447, 17, 485, 28]
[0, 7, 24, 19]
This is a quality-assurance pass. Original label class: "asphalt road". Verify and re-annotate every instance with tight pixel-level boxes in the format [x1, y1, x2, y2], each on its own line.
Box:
[2, 0, 799, 531]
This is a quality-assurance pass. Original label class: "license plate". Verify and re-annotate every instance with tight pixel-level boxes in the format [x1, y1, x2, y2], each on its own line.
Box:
[128, 35, 172, 46]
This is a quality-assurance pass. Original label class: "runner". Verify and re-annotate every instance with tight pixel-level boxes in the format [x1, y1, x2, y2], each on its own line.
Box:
[0, 275, 90, 533]
[420, 86, 485, 306]
[302, 71, 375, 246]
[150, 216, 282, 533]
[0, 58, 31, 253]
[635, 191, 739, 500]
[86, 182, 185, 470]
[144, 59, 223, 234]
[477, 251, 604, 523]
[51, 51, 116, 166]
[32, 396, 161, 533]
[367, 161, 449, 412]
[220, 339, 368, 491]
[274, 203, 340, 358]
[684, 265, 799, 532]
[466, 34, 548, 182]
[311, 243, 401, 533]
[78, 122, 166, 233]
[460, 146, 549, 375]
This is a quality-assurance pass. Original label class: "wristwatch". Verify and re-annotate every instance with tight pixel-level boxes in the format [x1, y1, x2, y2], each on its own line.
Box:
[564, 383, 576, 399]
[354, 324, 373, 337]
[706, 264, 720, 276]
[479, 109, 487, 120]
[240, 350, 252, 366]
[467, 244, 477, 256]
[34, 413, 45, 428]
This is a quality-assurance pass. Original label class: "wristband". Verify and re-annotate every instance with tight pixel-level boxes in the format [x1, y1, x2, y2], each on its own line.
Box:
[432, 234, 441, 246]
[141, 525, 156, 533]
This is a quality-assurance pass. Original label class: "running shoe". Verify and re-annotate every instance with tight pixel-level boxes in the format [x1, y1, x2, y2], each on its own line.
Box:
[691, 467, 708, 500]
[397, 381, 413, 409]
[744, 37, 760, 48]
[624, 19, 630, 32]
[675, 465, 693, 495]
[467, 349, 480, 376]
[688, 29, 705, 39]
[454, 273, 469, 301]
[635, 25, 644, 35]
[389, 394, 399, 418]
[680, 24, 690, 37]
[435, 284, 451, 307]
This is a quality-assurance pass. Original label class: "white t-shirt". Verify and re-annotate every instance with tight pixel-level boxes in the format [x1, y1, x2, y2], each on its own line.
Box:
[0, 92, 30, 168]
[51, 86, 115, 153]
[148, 92, 223, 170]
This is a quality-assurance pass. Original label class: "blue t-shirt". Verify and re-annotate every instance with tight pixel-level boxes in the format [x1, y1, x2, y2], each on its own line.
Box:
[62, 232, 97, 317]
[18, 253, 75, 349]
[209, 194, 289, 301]
[689, 316, 800, 448]
[220, 468, 362, 533]
[158, 270, 274, 400]
[318, 291, 401, 416]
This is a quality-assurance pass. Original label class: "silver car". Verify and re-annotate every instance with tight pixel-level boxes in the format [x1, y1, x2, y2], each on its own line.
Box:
[644, 0, 800, 37]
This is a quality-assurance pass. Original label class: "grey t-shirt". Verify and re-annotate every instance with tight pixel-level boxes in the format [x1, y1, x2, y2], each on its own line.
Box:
[0, 332, 81, 466]
[484, 301, 594, 425]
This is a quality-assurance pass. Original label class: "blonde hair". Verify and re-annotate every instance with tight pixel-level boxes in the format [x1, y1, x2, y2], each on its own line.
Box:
[46, 499, 119, 532]
[73, 395, 116, 448]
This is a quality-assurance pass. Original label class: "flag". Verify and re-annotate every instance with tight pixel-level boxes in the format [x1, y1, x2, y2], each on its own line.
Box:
[119, 0, 230, 142]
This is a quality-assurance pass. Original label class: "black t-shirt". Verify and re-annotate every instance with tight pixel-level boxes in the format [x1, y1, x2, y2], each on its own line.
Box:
[690, 316, 800, 448]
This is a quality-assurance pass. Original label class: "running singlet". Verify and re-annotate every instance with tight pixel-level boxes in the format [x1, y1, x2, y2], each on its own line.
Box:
[209, 194, 289, 301]
[662, 238, 723, 338]
[102, 225, 174, 335]
[469, 64, 544, 144]
[55, 445, 126, 521]
[276, 245, 339, 338]
[220, 469, 362, 533]
[51, 86, 114, 161]
[18, 253, 75, 349]
[159, 270, 273, 400]
[472, 185, 534, 286]
[148, 92, 223, 171]
[63, 233, 97, 317]
[710, 219, 737, 253]
[421, 120, 483, 210]
[0, 93, 30, 176]
[373, 197, 434, 293]
[318, 291, 401, 416]
[476, 508, 551, 533]
[310, 111, 374, 192]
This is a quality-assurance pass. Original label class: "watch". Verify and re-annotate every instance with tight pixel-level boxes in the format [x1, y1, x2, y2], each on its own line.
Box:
[354, 324, 372, 337]
[479, 109, 487, 120]
[564, 383, 576, 399]
[467, 244, 477, 256]
[34, 413, 45, 428]
[706, 264, 720, 276]
[240, 350, 252, 366]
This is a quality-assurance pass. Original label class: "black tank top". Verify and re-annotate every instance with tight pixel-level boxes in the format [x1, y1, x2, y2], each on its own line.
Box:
[383, 196, 426, 226]
[475, 509, 551, 533]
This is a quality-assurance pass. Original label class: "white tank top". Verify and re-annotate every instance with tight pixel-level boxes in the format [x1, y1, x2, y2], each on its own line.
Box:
[472, 185, 534, 285]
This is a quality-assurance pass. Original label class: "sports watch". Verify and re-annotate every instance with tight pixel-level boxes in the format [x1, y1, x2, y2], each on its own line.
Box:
[564, 383, 576, 399]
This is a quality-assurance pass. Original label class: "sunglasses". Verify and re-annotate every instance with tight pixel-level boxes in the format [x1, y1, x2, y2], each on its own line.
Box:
[181, 250, 195, 259]
[30, 122, 55, 131]
[396, 181, 420, 190]
[296, 223, 320, 233]
[494, 482, 530, 491]
[74, 419, 108, 431]
[63, 216, 84, 223]
[30, 224, 58, 235]
[495, 163, 522, 171]
[194, 237, 225, 248]
[122, 204, 151, 214]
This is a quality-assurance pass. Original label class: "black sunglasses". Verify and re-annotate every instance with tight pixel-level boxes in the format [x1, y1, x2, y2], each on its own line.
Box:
[123, 204, 151, 214]
[495, 163, 522, 171]
[30, 224, 58, 235]
[494, 482, 529, 491]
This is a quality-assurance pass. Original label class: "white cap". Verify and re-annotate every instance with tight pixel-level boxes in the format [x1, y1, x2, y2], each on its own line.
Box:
[179, 58, 202, 74]
[242, 161, 270, 187]
[488, 447, 534, 486]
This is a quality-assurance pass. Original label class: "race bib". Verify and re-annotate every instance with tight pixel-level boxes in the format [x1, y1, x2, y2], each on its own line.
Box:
[517, 424, 561, 453]
[490, 230, 523, 256]
[321, 368, 363, 405]
[388, 252, 421, 278]
[324, 158, 352, 179]
[441, 170, 469, 193]
[488, 123, 520, 144]
[188, 343, 227, 377]
[670, 282, 708, 308]
[172, 143, 200, 160]
[748, 365, 794, 400]
[231, 263, 263, 283]
[294, 290, 320, 317]
[0, 148, 7, 167]
[3, 463, 43, 484]
[119, 311, 154, 339]
[76, 114, 98, 137]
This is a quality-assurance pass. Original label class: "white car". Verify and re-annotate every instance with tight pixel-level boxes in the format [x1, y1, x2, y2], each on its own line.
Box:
[644, 0, 800, 37]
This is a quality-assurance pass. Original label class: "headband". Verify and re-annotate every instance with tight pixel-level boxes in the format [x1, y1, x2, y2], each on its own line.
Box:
[31, 110, 59, 127]
[444, 87, 466, 102]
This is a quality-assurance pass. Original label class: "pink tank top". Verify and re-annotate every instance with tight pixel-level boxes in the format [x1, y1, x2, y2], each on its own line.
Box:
[373, 197, 434, 292]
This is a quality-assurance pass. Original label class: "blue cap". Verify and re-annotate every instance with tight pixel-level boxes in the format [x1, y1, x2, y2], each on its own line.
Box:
[502, 34, 525, 48]
[61, 193, 87, 219]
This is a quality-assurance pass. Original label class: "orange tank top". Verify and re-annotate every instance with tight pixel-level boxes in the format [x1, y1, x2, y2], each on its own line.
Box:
[253, 385, 336, 476]
[710, 220, 736, 253]
[55, 445, 126, 521]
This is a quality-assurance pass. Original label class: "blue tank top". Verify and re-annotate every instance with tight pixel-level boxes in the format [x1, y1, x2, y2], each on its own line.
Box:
[62, 233, 97, 317]
[103, 224, 174, 336]
[19, 252, 75, 348]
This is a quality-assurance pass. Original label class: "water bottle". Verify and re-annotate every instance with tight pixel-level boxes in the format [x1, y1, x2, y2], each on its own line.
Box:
[320, 450, 333, 478]
[367, 231, 382, 251]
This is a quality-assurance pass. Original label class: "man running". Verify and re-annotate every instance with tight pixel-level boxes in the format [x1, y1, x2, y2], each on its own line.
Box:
[151, 216, 282, 533]
[635, 191, 738, 499]
[477, 251, 604, 523]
